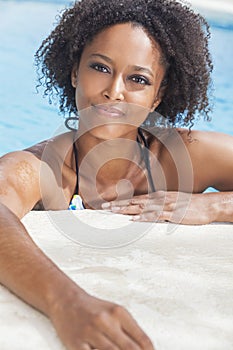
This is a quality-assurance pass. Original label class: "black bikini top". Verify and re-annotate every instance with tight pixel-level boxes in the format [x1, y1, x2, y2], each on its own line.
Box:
[72, 128, 156, 196]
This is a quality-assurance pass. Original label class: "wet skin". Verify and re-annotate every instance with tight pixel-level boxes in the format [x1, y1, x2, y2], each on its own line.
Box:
[0, 22, 233, 350]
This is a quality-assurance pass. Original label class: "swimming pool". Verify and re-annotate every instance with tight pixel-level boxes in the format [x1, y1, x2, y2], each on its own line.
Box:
[0, 0, 233, 155]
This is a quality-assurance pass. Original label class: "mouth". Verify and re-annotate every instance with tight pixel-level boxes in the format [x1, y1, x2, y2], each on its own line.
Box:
[92, 104, 126, 118]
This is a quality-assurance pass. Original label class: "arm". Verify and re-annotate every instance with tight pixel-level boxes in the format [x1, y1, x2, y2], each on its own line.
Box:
[0, 200, 85, 313]
[0, 151, 154, 349]
[102, 131, 233, 224]
[102, 190, 233, 224]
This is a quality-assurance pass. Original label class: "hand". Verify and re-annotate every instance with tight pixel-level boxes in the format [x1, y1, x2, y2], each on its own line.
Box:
[49, 285, 155, 350]
[102, 191, 215, 225]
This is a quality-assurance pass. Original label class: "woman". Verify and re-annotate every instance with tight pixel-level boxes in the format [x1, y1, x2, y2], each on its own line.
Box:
[0, 0, 232, 349]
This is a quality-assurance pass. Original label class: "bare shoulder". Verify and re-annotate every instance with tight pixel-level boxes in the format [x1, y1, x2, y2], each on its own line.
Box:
[178, 128, 233, 156]
[0, 150, 42, 218]
[0, 131, 74, 218]
[148, 126, 233, 160]
[25, 131, 74, 163]
[149, 127, 233, 192]
[0, 149, 42, 180]
[178, 128, 233, 191]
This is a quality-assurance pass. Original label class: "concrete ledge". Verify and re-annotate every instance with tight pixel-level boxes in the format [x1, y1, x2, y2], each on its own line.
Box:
[189, 0, 233, 14]
[0, 210, 233, 349]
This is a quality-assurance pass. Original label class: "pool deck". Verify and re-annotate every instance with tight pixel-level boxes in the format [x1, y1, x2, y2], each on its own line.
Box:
[189, 0, 233, 14]
[1, 210, 233, 350]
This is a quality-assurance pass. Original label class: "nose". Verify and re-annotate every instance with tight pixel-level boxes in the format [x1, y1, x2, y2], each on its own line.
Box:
[103, 75, 125, 101]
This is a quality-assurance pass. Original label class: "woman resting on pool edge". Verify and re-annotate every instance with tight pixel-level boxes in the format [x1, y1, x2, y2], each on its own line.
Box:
[1, 0, 233, 349]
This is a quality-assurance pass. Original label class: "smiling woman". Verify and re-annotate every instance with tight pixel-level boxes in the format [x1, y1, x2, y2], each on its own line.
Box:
[0, 0, 233, 349]
[70, 23, 165, 141]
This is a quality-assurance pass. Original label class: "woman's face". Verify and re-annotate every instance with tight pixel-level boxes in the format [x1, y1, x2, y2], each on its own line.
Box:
[71, 23, 166, 139]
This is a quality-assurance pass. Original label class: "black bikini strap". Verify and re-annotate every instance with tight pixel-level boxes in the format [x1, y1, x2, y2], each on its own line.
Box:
[138, 128, 156, 193]
[73, 140, 79, 194]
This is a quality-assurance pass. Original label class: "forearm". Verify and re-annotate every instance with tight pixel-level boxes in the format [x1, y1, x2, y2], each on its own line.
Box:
[0, 202, 86, 316]
[208, 191, 233, 223]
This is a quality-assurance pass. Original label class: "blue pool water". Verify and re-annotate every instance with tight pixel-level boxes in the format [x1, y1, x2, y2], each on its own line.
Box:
[0, 1, 233, 155]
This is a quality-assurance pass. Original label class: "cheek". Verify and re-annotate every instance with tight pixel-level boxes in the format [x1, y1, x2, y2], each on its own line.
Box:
[75, 86, 84, 110]
[127, 90, 156, 109]
[75, 77, 93, 109]
[76, 73, 107, 107]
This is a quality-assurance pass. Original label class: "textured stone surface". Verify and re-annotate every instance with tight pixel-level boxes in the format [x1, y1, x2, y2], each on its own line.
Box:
[0, 210, 232, 350]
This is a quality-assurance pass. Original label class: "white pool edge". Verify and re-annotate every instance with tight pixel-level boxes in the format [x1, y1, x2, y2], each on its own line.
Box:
[188, 0, 233, 14]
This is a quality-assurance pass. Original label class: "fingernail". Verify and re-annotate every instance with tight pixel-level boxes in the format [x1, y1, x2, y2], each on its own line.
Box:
[102, 202, 110, 209]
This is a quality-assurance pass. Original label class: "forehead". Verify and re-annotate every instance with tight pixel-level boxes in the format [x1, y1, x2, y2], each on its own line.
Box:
[82, 23, 162, 67]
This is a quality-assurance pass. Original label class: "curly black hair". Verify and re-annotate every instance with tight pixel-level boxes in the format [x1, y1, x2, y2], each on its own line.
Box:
[35, 0, 213, 127]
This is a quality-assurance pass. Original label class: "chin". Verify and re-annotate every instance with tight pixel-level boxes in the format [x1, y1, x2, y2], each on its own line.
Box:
[88, 124, 136, 140]
[79, 123, 137, 140]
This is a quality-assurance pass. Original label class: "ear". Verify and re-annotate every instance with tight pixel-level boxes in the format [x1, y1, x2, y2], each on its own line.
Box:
[150, 97, 161, 112]
[71, 65, 78, 88]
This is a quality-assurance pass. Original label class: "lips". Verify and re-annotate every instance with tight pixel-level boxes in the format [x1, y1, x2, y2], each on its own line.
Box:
[93, 104, 126, 118]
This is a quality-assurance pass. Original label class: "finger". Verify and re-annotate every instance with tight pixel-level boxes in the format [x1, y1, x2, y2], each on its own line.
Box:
[120, 310, 155, 350]
[144, 202, 175, 213]
[104, 326, 141, 350]
[91, 328, 143, 350]
[102, 198, 132, 209]
[98, 316, 153, 350]
[111, 204, 143, 215]
[101, 195, 149, 209]
[131, 211, 172, 223]
[111, 202, 165, 216]
[128, 192, 166, 207]
[92, 306, 154, 350]
[110, 198, 162, 213]
[90, 309, 140, 350]
[88, 332, 119, 350]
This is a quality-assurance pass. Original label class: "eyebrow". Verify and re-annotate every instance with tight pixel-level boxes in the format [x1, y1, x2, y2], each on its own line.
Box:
[89, 53, 154, 79]
[131, 65, 154, 79]
[90, 53, 113, 64]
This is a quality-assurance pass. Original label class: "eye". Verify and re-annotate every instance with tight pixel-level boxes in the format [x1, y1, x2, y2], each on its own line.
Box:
[89, 62, 110, 74]
[129, 75, 151, 86]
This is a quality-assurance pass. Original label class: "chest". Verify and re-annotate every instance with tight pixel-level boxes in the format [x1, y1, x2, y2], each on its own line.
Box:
[76, 161, 152, 209]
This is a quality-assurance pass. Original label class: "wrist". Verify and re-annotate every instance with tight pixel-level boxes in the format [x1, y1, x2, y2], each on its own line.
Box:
[44, 269, 88, 318]
[207, 192, 233, 222]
